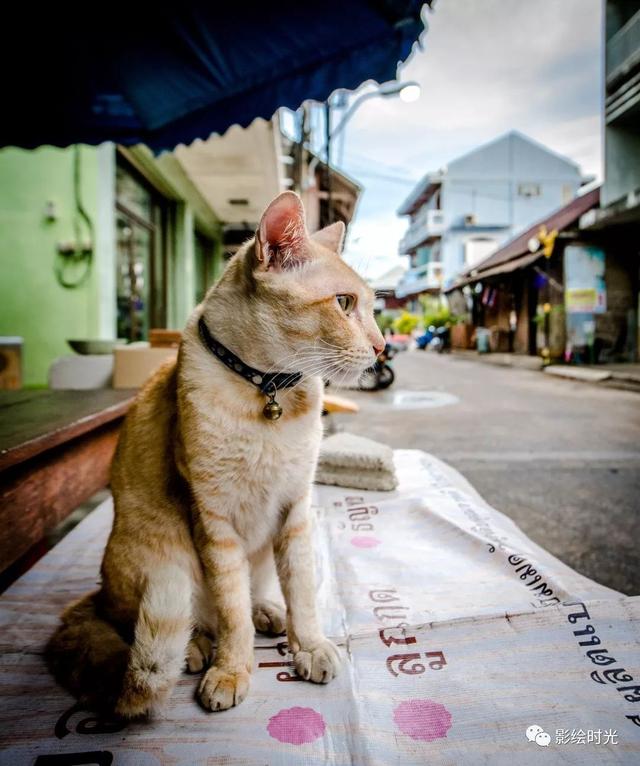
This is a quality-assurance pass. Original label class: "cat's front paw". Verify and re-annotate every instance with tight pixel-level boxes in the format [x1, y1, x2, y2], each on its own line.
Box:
[198, 666, 250, 711]
[293, 638, 341, 684]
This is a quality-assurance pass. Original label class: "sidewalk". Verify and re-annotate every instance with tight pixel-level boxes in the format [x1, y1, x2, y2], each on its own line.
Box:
[546, 362, 640, 392]
[450, 349, 640, 391]
[450, 349, 543, 370]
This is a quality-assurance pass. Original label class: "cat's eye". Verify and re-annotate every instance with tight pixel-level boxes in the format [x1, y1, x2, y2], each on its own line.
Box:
[336, 294, 356, 315]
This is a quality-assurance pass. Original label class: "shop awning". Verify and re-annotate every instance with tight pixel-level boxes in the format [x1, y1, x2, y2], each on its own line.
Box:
[1, 2, 427, 152]
[446, 251, 543, 292]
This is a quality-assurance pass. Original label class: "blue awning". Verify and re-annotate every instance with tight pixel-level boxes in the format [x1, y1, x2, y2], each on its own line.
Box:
[2, 2, 427, 152]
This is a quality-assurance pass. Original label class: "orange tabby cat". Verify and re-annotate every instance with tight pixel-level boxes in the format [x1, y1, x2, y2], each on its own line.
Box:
[47, 191, 384, 717]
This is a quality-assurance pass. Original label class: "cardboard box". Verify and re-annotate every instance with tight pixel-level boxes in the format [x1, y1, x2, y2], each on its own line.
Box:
[113, 344, 177, 389]
[149, 329, 182, 348]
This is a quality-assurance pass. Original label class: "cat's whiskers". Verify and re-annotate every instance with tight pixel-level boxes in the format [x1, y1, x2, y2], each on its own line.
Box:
[317, 339, 344, 351]
[246, 340, 355, 393]
[277, 357, 341, 389]
[261, 347, 335, 376]
[268, 346, 344, 387]
[336, 364, 358, 390]
[279, 355, 348, 390]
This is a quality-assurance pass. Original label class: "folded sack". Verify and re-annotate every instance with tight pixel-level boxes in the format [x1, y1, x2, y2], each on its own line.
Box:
[315, 432, 398, 491]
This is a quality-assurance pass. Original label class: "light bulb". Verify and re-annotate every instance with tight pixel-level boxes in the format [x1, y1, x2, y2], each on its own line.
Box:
[399, 84, 421, 103]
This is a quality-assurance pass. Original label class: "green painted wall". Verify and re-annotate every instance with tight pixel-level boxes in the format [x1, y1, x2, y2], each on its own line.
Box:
[0, 145, 116, 386]
[0, 143, 223, 387]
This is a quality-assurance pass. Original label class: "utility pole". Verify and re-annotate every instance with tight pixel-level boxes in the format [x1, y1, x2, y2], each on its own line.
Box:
[325, 99, 332, 225]
[292, 108, 302, 194]
[292, 104, 309, 194]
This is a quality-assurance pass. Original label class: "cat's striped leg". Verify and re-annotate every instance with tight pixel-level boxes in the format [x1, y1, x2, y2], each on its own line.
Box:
[196, 524, 255, 712]
[274, 494, 341, 684]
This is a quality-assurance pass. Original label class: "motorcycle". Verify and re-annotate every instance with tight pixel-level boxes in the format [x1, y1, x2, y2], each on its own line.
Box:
[416, 325, 450, 353]
[431, 325, 451, 353]
[358, 343, 396, 391]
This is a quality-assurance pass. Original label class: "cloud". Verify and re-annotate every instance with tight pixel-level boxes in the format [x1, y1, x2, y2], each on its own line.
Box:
[343, 216, 406, 276]
[336, 0, 602, 278]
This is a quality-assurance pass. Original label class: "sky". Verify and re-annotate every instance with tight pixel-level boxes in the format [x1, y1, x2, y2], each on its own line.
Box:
[332, 0, 603, 279]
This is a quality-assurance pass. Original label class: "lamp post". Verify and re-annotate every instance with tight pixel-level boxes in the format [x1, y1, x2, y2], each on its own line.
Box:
[309, 80, 421, 224]
[328, 80, 421, 150]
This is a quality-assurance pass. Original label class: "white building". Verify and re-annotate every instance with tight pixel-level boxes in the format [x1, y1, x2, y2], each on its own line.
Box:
[396, 131, 589, 302]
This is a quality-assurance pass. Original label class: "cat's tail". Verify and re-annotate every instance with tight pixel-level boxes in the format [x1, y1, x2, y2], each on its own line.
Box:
[46, 565, 193, 718]
[46, 590, 131, 712]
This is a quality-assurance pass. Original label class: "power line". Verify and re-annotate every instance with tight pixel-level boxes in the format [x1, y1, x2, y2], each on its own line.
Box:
[350, 168, 419, 185]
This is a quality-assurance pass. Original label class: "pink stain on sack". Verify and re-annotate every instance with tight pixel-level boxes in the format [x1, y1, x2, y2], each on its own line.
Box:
[394, 699, 452, 741]
[267, 706, 326, 745]
[350, 536, 381, 548]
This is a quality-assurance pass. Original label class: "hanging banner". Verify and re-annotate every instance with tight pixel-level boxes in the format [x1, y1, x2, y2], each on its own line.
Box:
[564, 245, 606, 314]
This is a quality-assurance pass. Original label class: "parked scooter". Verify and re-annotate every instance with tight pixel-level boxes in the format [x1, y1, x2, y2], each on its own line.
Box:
[359, 343, 395, 391]
[416, 325, 450, 353]
[431, 325, 451, 353]
[416, 326, 436, 350]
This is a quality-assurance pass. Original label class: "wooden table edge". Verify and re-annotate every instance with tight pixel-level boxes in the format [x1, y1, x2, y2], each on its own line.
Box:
[0, 393, 136, 472]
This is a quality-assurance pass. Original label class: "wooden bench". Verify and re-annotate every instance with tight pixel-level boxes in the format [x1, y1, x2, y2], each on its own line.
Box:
[0, 389, 135, 585]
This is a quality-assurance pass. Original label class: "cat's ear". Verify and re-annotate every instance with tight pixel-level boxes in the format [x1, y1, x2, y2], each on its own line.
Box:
[255, 191, 309, 270]
[311, 221, 345, 254]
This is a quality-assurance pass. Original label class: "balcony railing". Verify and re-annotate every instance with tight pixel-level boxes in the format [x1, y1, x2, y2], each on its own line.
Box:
[607, 9, 640, 87]
[398, 209, 446, 254]
[395, 261, 443, 298]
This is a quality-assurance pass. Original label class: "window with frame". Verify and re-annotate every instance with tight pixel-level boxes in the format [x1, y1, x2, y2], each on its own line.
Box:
[115, 159, 169, 341]
[517, 183, 541, 198]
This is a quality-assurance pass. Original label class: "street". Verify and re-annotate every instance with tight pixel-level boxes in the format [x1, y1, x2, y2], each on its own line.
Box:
[334, 351, 640, 595]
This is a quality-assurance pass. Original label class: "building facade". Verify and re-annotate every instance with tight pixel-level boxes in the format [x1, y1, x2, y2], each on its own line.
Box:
[445, 189, 604, 360]
[396, 131, 587, 304]
[579, 0, 640, 361]
[601, 0, 640, 209]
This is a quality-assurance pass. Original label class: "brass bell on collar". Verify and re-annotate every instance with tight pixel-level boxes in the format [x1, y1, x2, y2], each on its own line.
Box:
[263, 400, 283, 420]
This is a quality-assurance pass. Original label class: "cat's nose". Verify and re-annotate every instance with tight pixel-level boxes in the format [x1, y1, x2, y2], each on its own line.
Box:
[372, 340, 385, 356]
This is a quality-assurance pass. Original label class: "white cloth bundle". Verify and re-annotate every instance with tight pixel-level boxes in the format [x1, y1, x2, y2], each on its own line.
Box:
[315, 432, 398, 491]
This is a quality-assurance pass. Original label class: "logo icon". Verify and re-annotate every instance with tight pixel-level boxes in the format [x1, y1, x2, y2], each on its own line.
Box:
[526, 725, 551, 747]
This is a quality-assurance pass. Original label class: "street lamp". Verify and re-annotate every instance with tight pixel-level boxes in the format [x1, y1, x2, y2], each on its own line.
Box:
[398, 83, 421, 103]
[327, 80, 421, 147]
[308, 80, 421, 222]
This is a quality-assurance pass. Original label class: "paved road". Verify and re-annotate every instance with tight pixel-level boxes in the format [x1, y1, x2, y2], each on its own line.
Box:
[333, 351, 640, 595]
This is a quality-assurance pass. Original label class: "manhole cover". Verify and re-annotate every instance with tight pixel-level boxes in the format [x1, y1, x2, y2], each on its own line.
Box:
[391, 390, 459, 409]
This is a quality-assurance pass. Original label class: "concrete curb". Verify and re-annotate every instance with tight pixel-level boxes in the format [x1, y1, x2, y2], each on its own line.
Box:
[450, 350, 543, 371]
[544, 366, 612, 383]
[450, 351, 640, 393]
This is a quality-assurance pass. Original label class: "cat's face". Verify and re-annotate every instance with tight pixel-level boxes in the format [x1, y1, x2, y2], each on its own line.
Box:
[247, 192, 385, 385]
